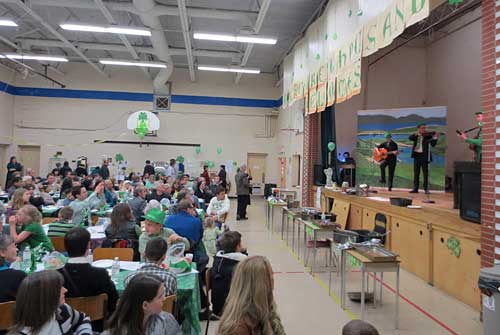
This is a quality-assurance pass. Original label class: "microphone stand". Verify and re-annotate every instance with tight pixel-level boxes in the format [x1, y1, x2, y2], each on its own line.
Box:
[422, 137, 435, 204]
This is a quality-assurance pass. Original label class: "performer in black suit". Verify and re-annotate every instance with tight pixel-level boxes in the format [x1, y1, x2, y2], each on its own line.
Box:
[377, 132, 399, 191]
[408, 123, 439, 194]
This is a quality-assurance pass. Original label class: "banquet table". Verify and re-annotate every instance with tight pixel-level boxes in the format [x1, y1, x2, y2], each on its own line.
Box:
[115, 265, 202, 335]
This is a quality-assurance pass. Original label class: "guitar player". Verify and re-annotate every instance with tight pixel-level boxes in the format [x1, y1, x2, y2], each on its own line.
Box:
[376, 132, 399, 191]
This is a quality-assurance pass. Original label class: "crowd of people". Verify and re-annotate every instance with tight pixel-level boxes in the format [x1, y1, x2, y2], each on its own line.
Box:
[0, 156, 380, 335]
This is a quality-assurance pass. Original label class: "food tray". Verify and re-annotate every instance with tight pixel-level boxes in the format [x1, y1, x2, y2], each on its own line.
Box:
[353, 244, 398, 262]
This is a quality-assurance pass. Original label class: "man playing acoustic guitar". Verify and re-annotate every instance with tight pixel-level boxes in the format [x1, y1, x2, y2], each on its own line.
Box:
[375, 132, 399, 191]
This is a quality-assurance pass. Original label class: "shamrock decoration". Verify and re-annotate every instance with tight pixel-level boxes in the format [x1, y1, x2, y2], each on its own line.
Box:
[348, 9, 352, 17]
[217, 147, 223, 155]
[232, 161, 238, 166]
[332, 32, 338, 40]
[357, 9, 363, 16]
[176, 155, 185, 164]
[448, 0, 463, 4]
[195, 146, 201, 155]
[115, 153, 124, 163]
[135, 111, 149, 140]
[324, 33, 328, 40]
[446, 236, 461, 258]
[316, 53, 321, 60]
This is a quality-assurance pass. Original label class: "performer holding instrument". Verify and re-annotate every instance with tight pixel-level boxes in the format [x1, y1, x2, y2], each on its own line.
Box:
[457, 110, 482, 162]
[409, 123, 439, 194]
[373, 132, 399, 191]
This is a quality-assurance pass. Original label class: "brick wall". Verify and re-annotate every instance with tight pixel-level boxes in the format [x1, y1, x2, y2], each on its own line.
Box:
[302, 112, 320, 207]
[481, 0, 496, 267]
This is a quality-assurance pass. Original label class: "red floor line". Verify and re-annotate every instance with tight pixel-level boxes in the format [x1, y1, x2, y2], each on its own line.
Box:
[349, 270, 459, 335]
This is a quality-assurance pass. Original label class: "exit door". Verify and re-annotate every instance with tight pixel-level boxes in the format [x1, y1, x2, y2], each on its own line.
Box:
[18, 145, 40, 176]
[247, 153, 267, 190]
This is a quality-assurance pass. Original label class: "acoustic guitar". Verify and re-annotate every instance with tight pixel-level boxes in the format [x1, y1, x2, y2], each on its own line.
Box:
[373, 148, 388, 162]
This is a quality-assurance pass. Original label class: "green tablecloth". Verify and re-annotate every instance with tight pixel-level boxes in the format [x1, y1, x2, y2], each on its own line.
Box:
[116, 268, 201, 335]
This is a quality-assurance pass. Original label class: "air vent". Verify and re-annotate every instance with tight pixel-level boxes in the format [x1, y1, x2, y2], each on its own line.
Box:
[154, 95, 171, 111]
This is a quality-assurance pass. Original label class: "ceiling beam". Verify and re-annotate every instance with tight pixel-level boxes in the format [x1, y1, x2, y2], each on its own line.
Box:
[18, 38, 240, 60]
[1, 0, 107, 77]
[234, 0, 271, 84]
[177, 0, 195, 81]
[6, 0, 257, 22]
[94, 0, 150, 79]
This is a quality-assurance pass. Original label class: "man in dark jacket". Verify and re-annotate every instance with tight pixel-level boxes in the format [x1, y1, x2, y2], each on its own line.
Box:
[210, 231, 247, 316]
[235, 165, 250, 220]
[58, 227, 118, 330]
[143, 160, 155, 177]
[408, 123, 439, 194]
[218, 165, 227, 189]
[99, 159, 110, 180]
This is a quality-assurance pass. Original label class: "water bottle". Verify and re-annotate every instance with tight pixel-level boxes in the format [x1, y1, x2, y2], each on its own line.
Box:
[87, 248, 93, 263]
[111, 257, 120, 281]
[1, 213, 6, 225]
[33, 184, 41, 197]
[22, 246, 31, 271]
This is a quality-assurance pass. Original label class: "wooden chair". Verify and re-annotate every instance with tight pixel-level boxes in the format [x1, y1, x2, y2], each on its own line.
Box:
[42, 217, 58, 225]
[93, 247, 133, 261]
[204, 268, 212, 335]
[50, 236, 66, 252]
[219, 212, 228, 223]
[0, 301, 16, 331]
[163, 294, 176, 314]
[66, 294, 108, 322]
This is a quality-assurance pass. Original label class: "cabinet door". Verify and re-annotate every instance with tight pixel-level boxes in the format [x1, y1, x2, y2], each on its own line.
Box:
[362, 208, 377, 231]
[406, 223, 431, 282]
[389, 218, 408, 267]
[432, 230, 481, 310]
[347, 204, 363, 230]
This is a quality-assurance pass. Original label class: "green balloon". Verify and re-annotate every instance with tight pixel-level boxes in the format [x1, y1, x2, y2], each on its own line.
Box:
[195, 146, 201, 154]
[232, 161, 238, 166]
[217, 147, 222, 155]
[208, 161, 215, 169]
[327, 142, 336, 152]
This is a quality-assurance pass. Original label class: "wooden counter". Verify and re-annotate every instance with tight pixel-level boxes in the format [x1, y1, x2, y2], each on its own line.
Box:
[321, 188, 481, 311]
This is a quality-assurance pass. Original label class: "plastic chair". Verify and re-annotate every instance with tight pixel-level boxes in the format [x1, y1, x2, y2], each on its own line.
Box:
[0, 301, 15, 331]
[50, 236, 66, 252]
[93, 247, 133, 261]
[66, 294, 108, 322]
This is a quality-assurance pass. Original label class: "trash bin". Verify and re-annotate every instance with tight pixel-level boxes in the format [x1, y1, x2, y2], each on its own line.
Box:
[479, 265, 500, 335]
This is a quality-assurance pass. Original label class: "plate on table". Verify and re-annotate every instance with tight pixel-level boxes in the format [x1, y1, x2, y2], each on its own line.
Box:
[92, 259, 113, 268]
[407, 205, 422, 209]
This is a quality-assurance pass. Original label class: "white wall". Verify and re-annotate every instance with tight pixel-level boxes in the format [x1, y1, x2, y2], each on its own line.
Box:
[2, 64, 281, 193]
[0, 66, 15, 187]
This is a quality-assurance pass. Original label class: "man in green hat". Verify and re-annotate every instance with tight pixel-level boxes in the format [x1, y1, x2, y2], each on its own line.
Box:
[376, 131, 399, 191]
[138, 207, 190, 262]
[459, 110, 483, 162]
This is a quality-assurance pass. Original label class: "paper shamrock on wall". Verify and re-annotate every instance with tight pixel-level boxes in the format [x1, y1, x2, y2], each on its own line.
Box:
[217, 147, 223, 155]
[115, 153, 124, 163]
[447, 236, 461, 258]
[195, 146, 201, 154]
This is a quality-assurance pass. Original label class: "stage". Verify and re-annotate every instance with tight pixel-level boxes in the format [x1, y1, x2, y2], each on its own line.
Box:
[320, 187, 481, 311]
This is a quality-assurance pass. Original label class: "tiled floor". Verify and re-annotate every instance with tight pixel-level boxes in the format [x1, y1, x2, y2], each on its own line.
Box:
[202, 197, 482, 335]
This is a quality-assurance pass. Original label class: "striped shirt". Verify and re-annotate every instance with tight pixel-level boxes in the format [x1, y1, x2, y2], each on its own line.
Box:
[15, 303, 92, 335]
[47, 220, 76, 237]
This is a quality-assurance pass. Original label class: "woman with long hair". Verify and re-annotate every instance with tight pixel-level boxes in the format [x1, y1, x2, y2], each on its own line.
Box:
[103, 274, 181, 335]
[0, 235, 26, 303]
[105, 203, 141, 241]
[9, 204, 53, 252]
[218, 256, 286, 335]
[5, 156, 22, 189]
[9, 270, 91, 335]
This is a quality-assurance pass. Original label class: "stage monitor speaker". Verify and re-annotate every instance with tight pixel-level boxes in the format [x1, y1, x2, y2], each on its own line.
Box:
[313, 164, 326, 186]
[459, 172, 480, 223]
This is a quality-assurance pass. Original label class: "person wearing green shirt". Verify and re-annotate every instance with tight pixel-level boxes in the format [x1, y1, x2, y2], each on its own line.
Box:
[460, 110, 483, 162]
[9, 204, 53, 252]
[138, 208, 189, 262]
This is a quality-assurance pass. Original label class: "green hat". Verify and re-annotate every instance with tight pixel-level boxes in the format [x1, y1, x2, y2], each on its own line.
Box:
[143, 208, 165, 224]
[384, 131, 392, 139]
[417, 122, 426, 128]
[475, 108, 483, 115]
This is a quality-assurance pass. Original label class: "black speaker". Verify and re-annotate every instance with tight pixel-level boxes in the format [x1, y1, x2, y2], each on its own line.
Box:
[313, 164, 326, 186]
[459, 172, 480, 223]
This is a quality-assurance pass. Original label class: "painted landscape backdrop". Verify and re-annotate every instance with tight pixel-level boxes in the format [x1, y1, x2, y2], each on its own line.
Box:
[356, 107, 447, 190]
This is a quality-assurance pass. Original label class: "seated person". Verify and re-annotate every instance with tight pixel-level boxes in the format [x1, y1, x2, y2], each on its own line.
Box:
[102, 274, 181, 335]
[104, 179, 118, 207]
[147, 182, 171, 202]
[128, 185, 148, 225]
[342, 320, 379, 335]
[125, 237, 177, 296]
[194, 180, 212, 205]
[7, 176, 22, 198]
[39, 184, 55, 205]
[105, 203, 141, 241]
[0, 235, 27, 303]
[206, 187, 230, 223]
[58, 227, 119, 316]
[138, 208, 189, 262]
[10, 270, 92, 335]
[210, 231, 247, 316]
[164, 200, 203, 245]
[9, 204, 53, 252]
[47, 206, 75, 237]
[69, 183, 106, 226]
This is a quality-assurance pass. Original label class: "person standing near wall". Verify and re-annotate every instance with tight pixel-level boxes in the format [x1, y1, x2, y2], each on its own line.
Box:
[6, 156, 23, 189]
[235, 165, 250, 221]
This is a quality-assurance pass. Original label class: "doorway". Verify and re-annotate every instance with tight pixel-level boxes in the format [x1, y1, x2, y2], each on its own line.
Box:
[247, 153, 267, 191]
[18, 145, 41, 176]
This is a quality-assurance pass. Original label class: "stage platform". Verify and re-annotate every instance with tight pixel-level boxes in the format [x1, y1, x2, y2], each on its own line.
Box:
[320, 187, 481, 311]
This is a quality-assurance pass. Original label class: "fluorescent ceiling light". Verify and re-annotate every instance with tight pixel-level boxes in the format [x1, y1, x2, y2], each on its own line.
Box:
[197, 65, 260, 74]
[0, 19, 17, 27]
[193, 31, 277, 45]
[0, 54, 68, 62]
[60, 23, 151, 36]
[99, 59, 167, 68]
